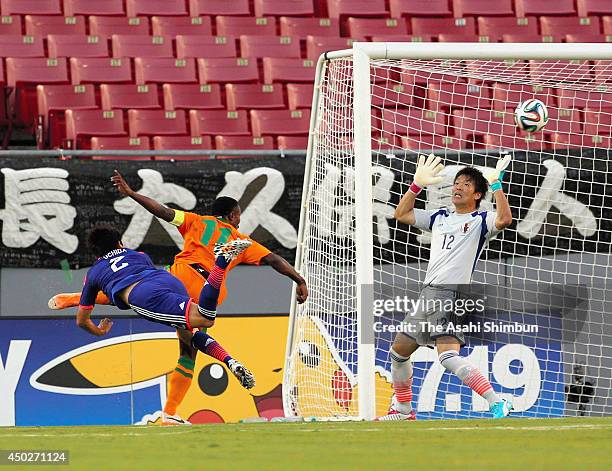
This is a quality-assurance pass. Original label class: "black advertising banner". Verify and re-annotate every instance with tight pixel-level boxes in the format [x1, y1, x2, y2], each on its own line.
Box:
[0, 157, 305, 268]
[0, 150, 610, 269]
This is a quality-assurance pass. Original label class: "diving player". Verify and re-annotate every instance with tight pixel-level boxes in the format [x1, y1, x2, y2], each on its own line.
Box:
[378, 154, 514, 420]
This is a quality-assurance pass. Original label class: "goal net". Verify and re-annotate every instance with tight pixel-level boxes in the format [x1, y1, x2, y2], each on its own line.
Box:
[283, 43, 612, 420]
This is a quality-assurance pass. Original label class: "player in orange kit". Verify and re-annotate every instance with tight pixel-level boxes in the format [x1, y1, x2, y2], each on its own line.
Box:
[49, 170, 308, 425]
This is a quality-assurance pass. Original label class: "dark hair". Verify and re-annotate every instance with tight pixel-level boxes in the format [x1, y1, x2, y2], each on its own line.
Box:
[212, 196, 239, 217]
[454, 167, 488, 208]
[88, 224, 122, 257]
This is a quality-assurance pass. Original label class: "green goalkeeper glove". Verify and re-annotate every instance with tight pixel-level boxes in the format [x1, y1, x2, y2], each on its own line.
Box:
[485, 154, 511, 192]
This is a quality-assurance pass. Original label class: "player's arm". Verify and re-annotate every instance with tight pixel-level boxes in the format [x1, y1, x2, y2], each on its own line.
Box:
[75, 307, 113, 336]
[485, 154, 513, 230]
[260, 253, 308, 304]
[395, 153, 444, 226]
[110, 170, 175, 222]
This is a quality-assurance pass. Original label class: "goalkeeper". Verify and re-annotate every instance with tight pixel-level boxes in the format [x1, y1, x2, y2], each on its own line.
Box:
[378, 154, 513, 420]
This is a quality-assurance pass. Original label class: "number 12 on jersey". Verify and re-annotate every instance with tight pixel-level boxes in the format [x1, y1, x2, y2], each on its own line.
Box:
[441, 234, 455, 250]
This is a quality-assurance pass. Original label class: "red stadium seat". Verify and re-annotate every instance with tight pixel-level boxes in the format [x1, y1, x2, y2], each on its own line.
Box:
[515, 0, 576, 17]
[0, 15, 21, 34]
[36, 83, 96, 148]
[380, 107, 446, 138]
[370, 34, 433, 42]
[152, 16, 213, 36]
[551, 133, 611, 149]
[478, 16, 538, 41]
[65, 109, 126, 148]
[101, 83, 160, 110]
[215, 135, 274, 152]
[491, 82, 556, 111]
[250, 109, 310, 136]
[153, 136, 212, 152]
[1, 0, 61, 16]
[163, 83, 223, 110]
[47, 34, 109, 58]
[255, 0, 314, 17]
[216, 16, 276, 36]
[6, 57, 68, 87]
[326, 0, 387, 19]
[128, 109, 187, 137]
[401, 134, 463, 151]
[135, 57, 197, 84]
[277, 135, 308, 149]
[70, 57, 132, 84]
[604, 17, 612, 35]
[112, 35, 173, 58]
[347, 18, 408, 40]
[451, 109, 512, 143]
[452, 0, 513, 17]
[584, 108, 612, 135]
[263, 57, 316, 83]
[306, 36, 354, 61]
[126, 0, 188, 17]
[24, 15, 86, 35]
[427, 82, 491, 111]
[226, 83, 284, 110]
[198, 57, 259, 83]
[63, 0, 125, 17]
[411, 17, 476, 36]
[240, 35, 301, 58]
[483, 133, 545, 151]
[279, 17, 340, 37]
[371, 81, 414, 108]
[287, 83, 313, 109]
[540, 16, 601, 36]
[437, 33, 483, 42]
[176, 35, 237, 58]
[577, 0, 612, 17]
[502, 33, 558, 42]
[390, 0, 451, 18]
[0, 35, 44, 57]
[465, 60, 530, 84]
[592, 60, 612, 84]
[89, 16, 150, 36]
[190, 109, 249, 136]
[565, 33, 607, 42]
[189, 0, 250, 17]
[556, 88, 612, 110]
[530, 60, 592, 83]
[90, 136, 151, 160]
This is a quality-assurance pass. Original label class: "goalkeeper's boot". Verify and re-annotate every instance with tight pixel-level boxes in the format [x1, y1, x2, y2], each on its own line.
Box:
[228, 359, 256, 389]
[161, 412, 191, 426]
[376, 407, 416, 421]
[213, 239, 252, 263]
[490, 399, 513, 419]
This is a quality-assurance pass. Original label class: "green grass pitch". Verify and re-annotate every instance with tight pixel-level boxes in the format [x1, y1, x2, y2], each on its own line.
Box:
[1, 417, 610, 470]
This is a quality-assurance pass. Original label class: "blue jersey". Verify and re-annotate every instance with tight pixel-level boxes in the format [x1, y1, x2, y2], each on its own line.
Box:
[79, 248, 160, 310]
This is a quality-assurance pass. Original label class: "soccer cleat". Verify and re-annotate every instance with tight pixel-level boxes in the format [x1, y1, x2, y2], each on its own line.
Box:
[376, 408, 416, 421]
[490, 399, 513, 419]
[228, 359, 256, 389]
[213, 238, 252, 263]
[161, 412, 191, 426]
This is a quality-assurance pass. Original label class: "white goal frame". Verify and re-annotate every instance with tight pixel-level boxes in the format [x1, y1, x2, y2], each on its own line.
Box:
[283, 42, 612, 421]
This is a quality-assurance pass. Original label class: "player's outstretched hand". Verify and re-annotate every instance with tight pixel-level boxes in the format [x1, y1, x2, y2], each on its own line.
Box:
[484, 154, 511, 185]
[296, 282, 308, 304]
[98, 318, 113, 336]
[111, 170, 134, 196]
[414, 153, 444, 187]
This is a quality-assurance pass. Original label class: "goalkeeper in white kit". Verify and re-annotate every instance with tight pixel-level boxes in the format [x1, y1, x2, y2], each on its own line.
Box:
[378, 154, 514, 420]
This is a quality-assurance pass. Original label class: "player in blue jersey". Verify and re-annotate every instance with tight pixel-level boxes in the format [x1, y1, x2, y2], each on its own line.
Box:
[75, 224, 256, 394]
[378, 154, 514, 421]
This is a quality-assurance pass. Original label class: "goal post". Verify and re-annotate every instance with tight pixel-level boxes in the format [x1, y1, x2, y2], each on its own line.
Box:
[283, 42, 612, 421]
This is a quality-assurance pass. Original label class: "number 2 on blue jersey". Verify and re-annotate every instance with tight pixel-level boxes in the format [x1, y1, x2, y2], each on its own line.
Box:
[110, 256, 128, 272]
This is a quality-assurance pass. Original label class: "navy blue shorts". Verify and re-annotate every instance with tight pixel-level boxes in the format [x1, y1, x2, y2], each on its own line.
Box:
[127, 270, 192, 330]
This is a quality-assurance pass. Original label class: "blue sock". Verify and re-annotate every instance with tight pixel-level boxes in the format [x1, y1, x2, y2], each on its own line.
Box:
[197, 256, 228, 321]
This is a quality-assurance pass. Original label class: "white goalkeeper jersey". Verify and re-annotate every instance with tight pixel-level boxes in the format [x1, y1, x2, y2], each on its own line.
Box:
[413, 208, 501, 285]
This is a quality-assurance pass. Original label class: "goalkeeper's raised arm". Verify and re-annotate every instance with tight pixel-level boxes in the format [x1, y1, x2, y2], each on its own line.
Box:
[394, 153, 444, 225]
[484, 154, 513, 230]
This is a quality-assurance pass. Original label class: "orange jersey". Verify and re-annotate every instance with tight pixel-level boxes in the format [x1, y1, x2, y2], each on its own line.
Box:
[170, 211, 271, 304]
